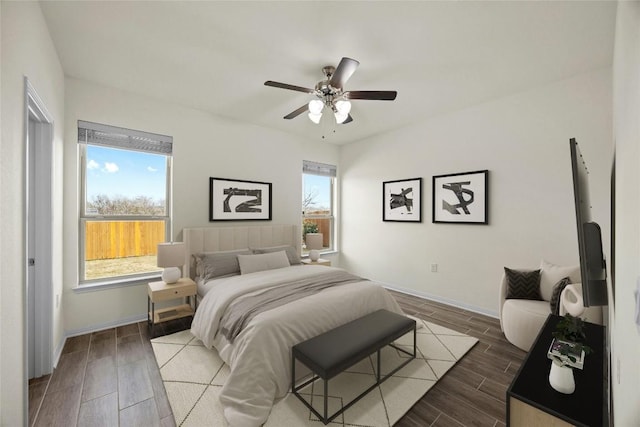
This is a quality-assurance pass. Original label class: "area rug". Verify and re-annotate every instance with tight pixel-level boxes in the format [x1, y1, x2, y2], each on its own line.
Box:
[151, 317, 478, 426]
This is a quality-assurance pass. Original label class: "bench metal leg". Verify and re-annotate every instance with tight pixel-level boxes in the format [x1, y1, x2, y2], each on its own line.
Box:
[291, 350, 295, 397]
[291, 324, 417, 425]
[324, 379, 328, 422]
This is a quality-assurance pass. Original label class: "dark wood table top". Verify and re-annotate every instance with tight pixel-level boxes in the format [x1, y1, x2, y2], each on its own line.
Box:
[507, 314, 606, 427]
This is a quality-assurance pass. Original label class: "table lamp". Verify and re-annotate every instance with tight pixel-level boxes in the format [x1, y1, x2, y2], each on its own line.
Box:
[306, 233, 323, 262]
[157, 242, 185, 284]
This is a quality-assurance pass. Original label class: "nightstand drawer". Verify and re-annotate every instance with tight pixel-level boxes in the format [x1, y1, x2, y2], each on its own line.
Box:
[151, 284, 196, 302]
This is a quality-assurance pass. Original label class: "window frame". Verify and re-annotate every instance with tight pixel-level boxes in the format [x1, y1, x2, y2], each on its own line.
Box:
[302, 161, 337, 254]
[78, 122, 173, 286]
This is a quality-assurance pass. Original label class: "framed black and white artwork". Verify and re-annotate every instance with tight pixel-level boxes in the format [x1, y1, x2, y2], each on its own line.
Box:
[432, 170, 488, 224]
[382, 178, 422, 222]
[209, 177, 272, 221]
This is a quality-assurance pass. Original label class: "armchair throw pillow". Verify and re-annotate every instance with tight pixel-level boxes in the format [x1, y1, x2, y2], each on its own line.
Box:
[549, 277, 571, 315]
[504, 267, 542, 300]
[539, 259, 580, 301]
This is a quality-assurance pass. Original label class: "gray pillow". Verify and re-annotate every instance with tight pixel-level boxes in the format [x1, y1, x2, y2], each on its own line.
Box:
[237, 251, 290, 275]
[549, 277, 571, 315]
[504, 267, 542, 300]
[251, 245, 301, 265]
[193, 249, 252, 281]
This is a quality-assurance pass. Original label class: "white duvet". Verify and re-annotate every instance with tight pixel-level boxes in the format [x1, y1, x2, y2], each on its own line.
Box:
[190, 265, 404, 427]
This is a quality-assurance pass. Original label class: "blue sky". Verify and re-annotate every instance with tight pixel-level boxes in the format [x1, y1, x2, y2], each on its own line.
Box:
[86, 146, 167, 201]
[303, 174, 331, 210]
[87, 145, 329, 209]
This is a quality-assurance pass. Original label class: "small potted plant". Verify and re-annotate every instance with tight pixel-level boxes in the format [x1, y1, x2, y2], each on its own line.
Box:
[552, 314, 593, 364]
[547, 314, 592, 394]
[302, 220, 319, 247]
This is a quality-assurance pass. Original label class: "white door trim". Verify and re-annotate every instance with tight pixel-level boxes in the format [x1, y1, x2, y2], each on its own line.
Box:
[23, 77, 54, 412]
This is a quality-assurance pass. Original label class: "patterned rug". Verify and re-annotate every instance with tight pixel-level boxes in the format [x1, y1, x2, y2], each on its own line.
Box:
[151, 317, 478, 426]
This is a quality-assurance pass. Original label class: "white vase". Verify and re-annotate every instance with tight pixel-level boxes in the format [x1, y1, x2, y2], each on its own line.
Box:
[549, 360, 575, 394]
[309, 250, 320, 262]
[162, 267, 181, 284]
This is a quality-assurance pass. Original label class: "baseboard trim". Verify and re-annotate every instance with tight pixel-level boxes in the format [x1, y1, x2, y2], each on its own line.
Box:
[53, 313, 147, 367]
[382, 283, 499, 319]
[51, 287, 497, 366]
[52, 338, 65, 369]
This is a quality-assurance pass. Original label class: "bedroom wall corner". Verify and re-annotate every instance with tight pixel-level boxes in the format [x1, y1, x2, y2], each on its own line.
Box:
[339, 68, 613, 317]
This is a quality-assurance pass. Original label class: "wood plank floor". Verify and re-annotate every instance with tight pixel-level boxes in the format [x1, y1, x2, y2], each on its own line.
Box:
[29, 292, 525, 426]
[28, 318, 190, 427]
[390, 290, 526, 427]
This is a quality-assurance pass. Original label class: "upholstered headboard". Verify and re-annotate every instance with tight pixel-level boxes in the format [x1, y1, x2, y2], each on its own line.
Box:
[182, 225, 300, 279]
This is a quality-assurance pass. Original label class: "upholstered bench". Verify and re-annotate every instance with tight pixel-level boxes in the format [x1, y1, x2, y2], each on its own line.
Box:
[291, 309, 416, 425]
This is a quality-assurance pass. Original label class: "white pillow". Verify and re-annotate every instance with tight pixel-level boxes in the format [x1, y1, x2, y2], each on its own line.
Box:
[539, 259, 580, 301]
[237, 251, 290, 275]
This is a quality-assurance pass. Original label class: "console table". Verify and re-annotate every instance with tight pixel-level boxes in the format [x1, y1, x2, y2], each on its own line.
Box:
[507, 314, 606, 426]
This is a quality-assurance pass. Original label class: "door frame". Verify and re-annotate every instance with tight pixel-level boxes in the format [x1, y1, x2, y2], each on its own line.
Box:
[23, 77, 54, 394]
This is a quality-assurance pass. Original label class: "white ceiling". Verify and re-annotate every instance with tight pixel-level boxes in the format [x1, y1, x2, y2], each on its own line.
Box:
[40, 1, 616, 145]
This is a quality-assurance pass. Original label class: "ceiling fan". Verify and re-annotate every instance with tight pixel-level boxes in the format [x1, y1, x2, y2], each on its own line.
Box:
[264, 57, 397, 125]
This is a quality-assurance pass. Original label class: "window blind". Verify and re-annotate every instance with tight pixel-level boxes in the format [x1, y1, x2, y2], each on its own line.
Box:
[303, 160, 337, 177]
[78, 120, 173, 155]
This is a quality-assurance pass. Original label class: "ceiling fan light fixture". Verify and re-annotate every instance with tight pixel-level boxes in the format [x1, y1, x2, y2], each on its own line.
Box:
[265, 57, 397, 125]
[308, 99, 324, 115]
[308, 112, 322, 124]
[335, 99, 351, 114]
[334, 111, 348, 124]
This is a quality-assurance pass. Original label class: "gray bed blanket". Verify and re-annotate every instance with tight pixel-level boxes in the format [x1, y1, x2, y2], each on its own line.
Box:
[219, 269, 365, 342]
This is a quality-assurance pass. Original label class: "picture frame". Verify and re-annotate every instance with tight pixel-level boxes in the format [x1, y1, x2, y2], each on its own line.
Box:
[432, 170, 488, 224]
[382, 178, 422, 222]
[209, 177, 272, 221]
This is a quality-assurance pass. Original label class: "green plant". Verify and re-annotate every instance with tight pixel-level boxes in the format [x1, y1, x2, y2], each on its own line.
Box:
[303, 220, 319, 237]
[552, 314, 592, 363]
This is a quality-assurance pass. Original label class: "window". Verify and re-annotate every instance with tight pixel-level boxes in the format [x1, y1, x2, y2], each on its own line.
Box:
[78, 121, 173, 284]
[302, 160, 336, 254]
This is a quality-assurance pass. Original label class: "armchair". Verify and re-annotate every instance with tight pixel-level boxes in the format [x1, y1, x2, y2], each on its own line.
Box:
[499, 261, 602, 351]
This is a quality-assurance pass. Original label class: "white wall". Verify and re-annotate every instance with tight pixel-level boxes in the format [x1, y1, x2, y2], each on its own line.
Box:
[612, 2, 640, 424]
[340, 69, 612, 316]
[0, 2, 65, 425]
[62, 78, 339, 333]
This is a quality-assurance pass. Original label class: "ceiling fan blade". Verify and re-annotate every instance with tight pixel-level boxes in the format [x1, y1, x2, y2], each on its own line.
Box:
[346, 90, 397, 101]
[264, 81, 314, 94]
[329, 57, 360, 88]
[283, 104, 309, 120]
[342, 114, 354, 124]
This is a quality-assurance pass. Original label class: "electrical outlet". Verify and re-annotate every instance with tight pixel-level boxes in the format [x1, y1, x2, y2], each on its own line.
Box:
[431, 264, 438, 273]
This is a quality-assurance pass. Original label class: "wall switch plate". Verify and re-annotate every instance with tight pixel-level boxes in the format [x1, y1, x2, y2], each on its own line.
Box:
[431, 264, 438, 272]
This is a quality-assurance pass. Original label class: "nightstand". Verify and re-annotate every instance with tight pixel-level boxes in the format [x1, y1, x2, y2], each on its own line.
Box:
[301, 258, 331, 267]
[147, 277, 197, 334]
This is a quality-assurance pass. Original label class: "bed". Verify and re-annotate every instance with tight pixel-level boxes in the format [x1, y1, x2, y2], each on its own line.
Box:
[184, 225, 404, 427]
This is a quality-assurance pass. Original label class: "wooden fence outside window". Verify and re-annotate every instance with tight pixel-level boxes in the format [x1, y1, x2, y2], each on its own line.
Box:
[85, 220, 165, 260]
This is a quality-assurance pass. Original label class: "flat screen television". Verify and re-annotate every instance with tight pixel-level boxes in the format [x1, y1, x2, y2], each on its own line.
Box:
[569, 138, 608, 306]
